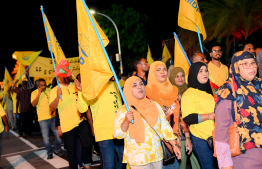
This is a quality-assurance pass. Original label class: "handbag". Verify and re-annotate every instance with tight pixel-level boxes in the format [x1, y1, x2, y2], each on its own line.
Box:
[131, 105, 176, 165]
[212, 100, 241, 157]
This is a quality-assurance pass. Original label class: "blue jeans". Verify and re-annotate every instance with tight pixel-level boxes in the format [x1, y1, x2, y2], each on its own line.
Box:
[163, 158, 179, 169]
[98, 139, 124, 169]
[190, 133, 215, 169]
[39, 117, 62, 155]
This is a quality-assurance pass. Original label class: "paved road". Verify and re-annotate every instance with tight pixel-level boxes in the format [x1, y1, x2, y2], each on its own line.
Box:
[0, 129, 101, 169]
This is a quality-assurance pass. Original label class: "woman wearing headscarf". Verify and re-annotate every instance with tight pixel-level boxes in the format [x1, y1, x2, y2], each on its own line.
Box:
[169, 67, 200, 169]
[113, 76, 181, 169]
[215, 51, 262, 169]
[181, 62, 216, 169]
[145, 61, 185, 169]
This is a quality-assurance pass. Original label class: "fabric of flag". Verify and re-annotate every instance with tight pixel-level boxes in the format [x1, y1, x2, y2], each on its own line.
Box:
[146, 45, 154, 65]
[77, 0, 113, 100]
[54, 59, 72, 77]
[12, 51, 41, 66]
[174, 36, 190, 76]
[14, 64, 26, 86]
[42, 12, 66, 64]
[4, 68, 13, 94]
[162, 45, 171, 64]
[210, 80, 219, 103]
[178, 0, 207, 40]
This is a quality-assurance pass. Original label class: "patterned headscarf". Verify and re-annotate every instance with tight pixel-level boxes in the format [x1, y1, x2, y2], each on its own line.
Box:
[216, 51, 262, 153]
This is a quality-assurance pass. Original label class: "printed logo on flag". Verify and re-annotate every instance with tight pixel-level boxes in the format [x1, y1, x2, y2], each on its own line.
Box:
[78, 33, 90, 65]
[22, 56, 30, 61]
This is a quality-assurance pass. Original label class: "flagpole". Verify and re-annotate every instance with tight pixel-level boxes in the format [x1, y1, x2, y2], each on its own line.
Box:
[40, 5, 62, 100]
[81, 0, 134, 123]
[173, 32, 191, 66]
[196, 26, 204, 53]
[15, 50, 42, 85]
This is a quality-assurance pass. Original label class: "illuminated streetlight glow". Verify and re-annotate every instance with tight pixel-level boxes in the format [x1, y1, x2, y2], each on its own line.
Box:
[90, 10, 95, 14]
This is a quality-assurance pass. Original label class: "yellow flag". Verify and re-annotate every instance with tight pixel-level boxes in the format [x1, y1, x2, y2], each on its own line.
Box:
[146, 46, 154, 65]
[4, 68, 13, 94]
[178, 0, 206, 40]
[14, 64, 26, 85]
[162, 45, 171, 64]
[12, 51, 41, 66]
[42, 13, 66, 64]
[174, 37, 190, 76]
[77, 0, 113, 100]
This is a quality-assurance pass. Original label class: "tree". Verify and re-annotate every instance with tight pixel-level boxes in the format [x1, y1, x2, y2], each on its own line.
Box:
[94, 4, 149, 72]
[177, 0, 262, 52]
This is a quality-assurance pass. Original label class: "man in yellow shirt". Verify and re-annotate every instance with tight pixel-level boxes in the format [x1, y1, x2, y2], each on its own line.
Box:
[49, 76, 92, 169]
[208, 42, 229, 86]
[31, 79, 62, 159]
[86, 79, 123, 169]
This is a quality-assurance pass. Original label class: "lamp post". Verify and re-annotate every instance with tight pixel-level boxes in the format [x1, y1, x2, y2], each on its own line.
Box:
[90, 10, 123, 74]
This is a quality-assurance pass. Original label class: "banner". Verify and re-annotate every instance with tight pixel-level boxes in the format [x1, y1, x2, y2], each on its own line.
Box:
[4, 68, 13, 94]
[146, 45, 154, 65]
[29, 56, 80, 78]
[42, 12, 66, 64]
[13, 64, 26, 85]
[77, 0, 112, 100]
[162, 45, 172, 64]
[178, 0, 206, 40]
[12, 51, 41, 66]
[174, 36, 190, 76]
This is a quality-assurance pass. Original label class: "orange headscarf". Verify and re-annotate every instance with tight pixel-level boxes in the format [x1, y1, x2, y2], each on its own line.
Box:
[146, 61, 179, 107]
[123, 76, 159, 143]
[146, 61, 180, 134]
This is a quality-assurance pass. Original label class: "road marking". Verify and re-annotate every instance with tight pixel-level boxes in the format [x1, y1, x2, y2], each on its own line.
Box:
[9, 130, 38, 149]
[34, 150, 69, 168]
[2, 147, 45, 157]
[6, 155, 35, 169]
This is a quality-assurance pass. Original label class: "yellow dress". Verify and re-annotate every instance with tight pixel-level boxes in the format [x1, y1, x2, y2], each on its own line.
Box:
[113, 101, 176, 166]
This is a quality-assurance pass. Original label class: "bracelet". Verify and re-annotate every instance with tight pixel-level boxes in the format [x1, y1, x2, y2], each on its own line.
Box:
[185, 137, 190, 140]
[172, 144, 181, 149]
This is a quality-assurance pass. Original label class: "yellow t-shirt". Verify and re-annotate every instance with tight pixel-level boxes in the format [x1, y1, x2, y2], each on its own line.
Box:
[0, 104, 6, 133]
[208, 62, 228, 87]
[181, 88, 215, 140]
[31, 88, 53, 122]
[89, 81, 122, 142]
[49, 83, 86, 133]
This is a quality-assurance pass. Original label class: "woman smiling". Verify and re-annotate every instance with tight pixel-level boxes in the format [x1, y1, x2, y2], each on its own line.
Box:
[215, 51, 262, 169]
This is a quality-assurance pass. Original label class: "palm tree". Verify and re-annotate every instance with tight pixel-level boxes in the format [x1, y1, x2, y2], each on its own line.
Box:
[177, 0, 262, 51]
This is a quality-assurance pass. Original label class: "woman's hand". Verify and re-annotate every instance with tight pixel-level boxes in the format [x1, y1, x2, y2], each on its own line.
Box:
[121, 111, 134, 132]
[173, 145, 182, 160]
[185, 138, 193, 155]
[125, 111, 134, 123]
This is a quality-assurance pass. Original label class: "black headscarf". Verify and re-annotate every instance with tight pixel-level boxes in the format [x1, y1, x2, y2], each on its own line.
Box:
[188, 62, 213, 96]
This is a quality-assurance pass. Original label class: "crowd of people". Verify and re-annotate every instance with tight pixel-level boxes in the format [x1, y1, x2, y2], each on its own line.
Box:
[0, 41, 262, 169]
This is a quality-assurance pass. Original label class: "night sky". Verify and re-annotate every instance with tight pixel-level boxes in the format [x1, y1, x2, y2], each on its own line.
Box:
[2, 0, 180, 80]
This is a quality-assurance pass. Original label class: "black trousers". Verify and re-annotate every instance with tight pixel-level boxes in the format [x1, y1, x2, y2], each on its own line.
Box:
[63, 120, 93, 169]
[20, 111, 33, 136]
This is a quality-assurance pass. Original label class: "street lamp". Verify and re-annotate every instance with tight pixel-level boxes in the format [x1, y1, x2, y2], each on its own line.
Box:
[90, 10, 123, 74]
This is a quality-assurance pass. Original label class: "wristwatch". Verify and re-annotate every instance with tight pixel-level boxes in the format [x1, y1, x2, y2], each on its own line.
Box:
[172, 144, 181, 149]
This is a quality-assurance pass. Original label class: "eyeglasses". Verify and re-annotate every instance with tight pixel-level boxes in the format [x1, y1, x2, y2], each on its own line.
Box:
[239, 61, 259, 69]
[211, 50, 222, 53]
